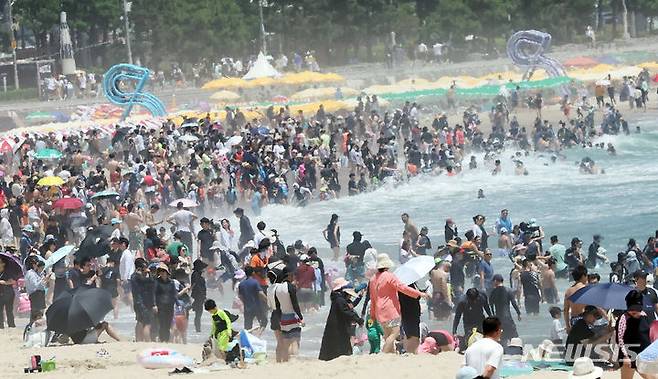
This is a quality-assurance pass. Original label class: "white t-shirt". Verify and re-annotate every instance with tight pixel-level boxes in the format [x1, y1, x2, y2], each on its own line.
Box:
[464, 337, 504, 379]
[119, 249, 135, 281]
[171, 210, 194, 233]
[551, 319, 566, 341]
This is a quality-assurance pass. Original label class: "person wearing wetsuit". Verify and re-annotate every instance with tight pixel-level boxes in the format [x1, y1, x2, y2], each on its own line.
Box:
[488, 274, 521, 347]
[452, 288, 492, 339]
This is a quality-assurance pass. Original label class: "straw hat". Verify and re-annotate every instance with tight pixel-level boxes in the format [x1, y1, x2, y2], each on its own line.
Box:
[446, 239, 459, 248]
[569, 357, 603, 379]
[332, 277, 351, 291]
[156, 263, 170, 274]
[376, 253, 395, 269]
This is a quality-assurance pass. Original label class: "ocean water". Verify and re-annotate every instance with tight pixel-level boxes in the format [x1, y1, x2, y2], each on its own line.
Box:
[109, 116, 658, 356]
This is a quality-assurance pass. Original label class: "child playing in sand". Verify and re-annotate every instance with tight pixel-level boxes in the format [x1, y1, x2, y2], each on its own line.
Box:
[367, 317, 384, 354]
[549, 306, 566, 343]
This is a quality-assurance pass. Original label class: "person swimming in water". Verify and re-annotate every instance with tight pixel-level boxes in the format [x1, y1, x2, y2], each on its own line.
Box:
[607, 143, 616, 156]
[478, 189, 485, 199]
[492, 160, 501, 176]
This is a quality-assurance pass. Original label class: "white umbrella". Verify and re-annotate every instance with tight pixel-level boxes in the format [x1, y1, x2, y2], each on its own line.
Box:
[226, 135, 243, 148]
[180, 121, 198, 129]
[179, 134, 199, 143]
[394, 256, 436, 285]
[169, 198, 199, 208]
[44, 245, 75, 270]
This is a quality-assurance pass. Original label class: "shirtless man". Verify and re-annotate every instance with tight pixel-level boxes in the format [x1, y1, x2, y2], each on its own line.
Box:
[563, 265, 588, 333]
[401, 213, 419, 245]
[430, 261, 453, 320]
[123, 204, 144, 253]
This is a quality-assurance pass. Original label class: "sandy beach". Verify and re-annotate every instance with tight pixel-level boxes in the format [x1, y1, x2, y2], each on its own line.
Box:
[0, 326, 630, 379]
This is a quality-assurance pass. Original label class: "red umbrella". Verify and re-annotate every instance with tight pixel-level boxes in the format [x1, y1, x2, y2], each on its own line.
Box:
[53, 197, 84, 210]
[0, 139, 13, 153]
[563, 56, 599, 67]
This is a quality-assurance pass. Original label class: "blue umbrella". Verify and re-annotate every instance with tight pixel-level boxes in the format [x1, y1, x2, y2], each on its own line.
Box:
[44, 245, 75, 270]
[91, 190, 120, 200]
[569, 283, 633, 310]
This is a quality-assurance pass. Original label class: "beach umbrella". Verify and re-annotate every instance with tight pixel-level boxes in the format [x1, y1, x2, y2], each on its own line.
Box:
[34, 148, 63, 160]
[37, 176, 65, 187]
[569, 283, 633, 310]
[179, 134, 199, 143]
[225, 135, 243, 148]
[168, 198, 199, 208]
[394, 256, 436, 285]
[111, 126, 132, 145]
[210, 90, 240, 101]
[75, 225, 113, 259]
[91, 190, 120, 200]
[44, 245, 75, 270]
[52, 197, 84, 210]
[46, 287, 113, 335]
[0, 139, 14, 154]
[0, 252, 24, 279]
[180, 121, 199, 129]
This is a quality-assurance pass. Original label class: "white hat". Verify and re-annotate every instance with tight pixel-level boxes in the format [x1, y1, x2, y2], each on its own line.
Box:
[569, 357, 603, 379]
[376, 253, 395, 270]
[210, 241, 223, 251]
[508, 337, 523, 348]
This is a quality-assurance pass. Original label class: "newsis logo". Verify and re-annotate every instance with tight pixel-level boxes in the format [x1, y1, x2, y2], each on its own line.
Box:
[513, 344, 641, 363]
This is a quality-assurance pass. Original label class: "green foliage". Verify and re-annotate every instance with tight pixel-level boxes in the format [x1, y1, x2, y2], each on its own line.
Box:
[10, 0, 647, 67]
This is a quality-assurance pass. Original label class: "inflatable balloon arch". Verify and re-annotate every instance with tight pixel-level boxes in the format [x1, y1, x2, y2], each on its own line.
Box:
[506, 30, 568, 94]
[103, 64, 166, 121]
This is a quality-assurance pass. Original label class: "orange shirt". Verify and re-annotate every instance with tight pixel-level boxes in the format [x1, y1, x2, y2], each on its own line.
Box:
[249, 254, 268, 286]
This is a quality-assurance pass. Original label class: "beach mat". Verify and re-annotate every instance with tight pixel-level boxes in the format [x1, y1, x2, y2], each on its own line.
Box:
[500, 360, 573, 377]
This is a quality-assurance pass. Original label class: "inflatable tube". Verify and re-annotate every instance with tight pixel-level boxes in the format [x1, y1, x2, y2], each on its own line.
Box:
[103, 64, 166, 121]
[137, 348, 194, 369]
[506, 30, 568, 95]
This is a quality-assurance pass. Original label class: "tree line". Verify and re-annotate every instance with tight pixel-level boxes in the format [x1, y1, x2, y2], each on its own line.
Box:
[6, 0, 658, 69]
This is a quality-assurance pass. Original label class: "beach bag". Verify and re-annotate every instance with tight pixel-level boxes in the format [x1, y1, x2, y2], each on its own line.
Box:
[17, 293, 31, 315]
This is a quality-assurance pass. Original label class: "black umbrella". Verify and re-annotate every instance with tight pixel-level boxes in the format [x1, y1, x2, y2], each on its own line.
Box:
[76, 225, 113, 259]
[111, 126, 133, 145]
[0, 252, 24, 279]
[46, 287, 113, 335]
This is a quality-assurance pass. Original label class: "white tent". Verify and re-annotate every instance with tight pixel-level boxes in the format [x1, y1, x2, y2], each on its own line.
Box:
[242, 52, 280, 80]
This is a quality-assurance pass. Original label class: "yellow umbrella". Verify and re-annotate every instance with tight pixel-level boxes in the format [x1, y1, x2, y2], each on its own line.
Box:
[290, 86, 359, 101]
[209, 90, 240, 101]
[201, 77, 249, 90]
[638, 61, 658, 70]
[37, 176, 65, 187]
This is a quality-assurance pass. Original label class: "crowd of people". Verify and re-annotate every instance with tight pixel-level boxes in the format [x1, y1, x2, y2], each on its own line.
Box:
[0, 75, 656, 378]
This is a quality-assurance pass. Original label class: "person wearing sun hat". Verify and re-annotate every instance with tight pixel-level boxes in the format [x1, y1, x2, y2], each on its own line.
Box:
[617, 289, 652, 378]
[318, 277, 363, 361]
[154, 263, 177, 342]
[368, 253, 429, 353]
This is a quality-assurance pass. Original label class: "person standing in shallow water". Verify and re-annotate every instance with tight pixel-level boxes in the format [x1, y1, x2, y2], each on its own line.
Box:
[323, 214, 341, 261]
